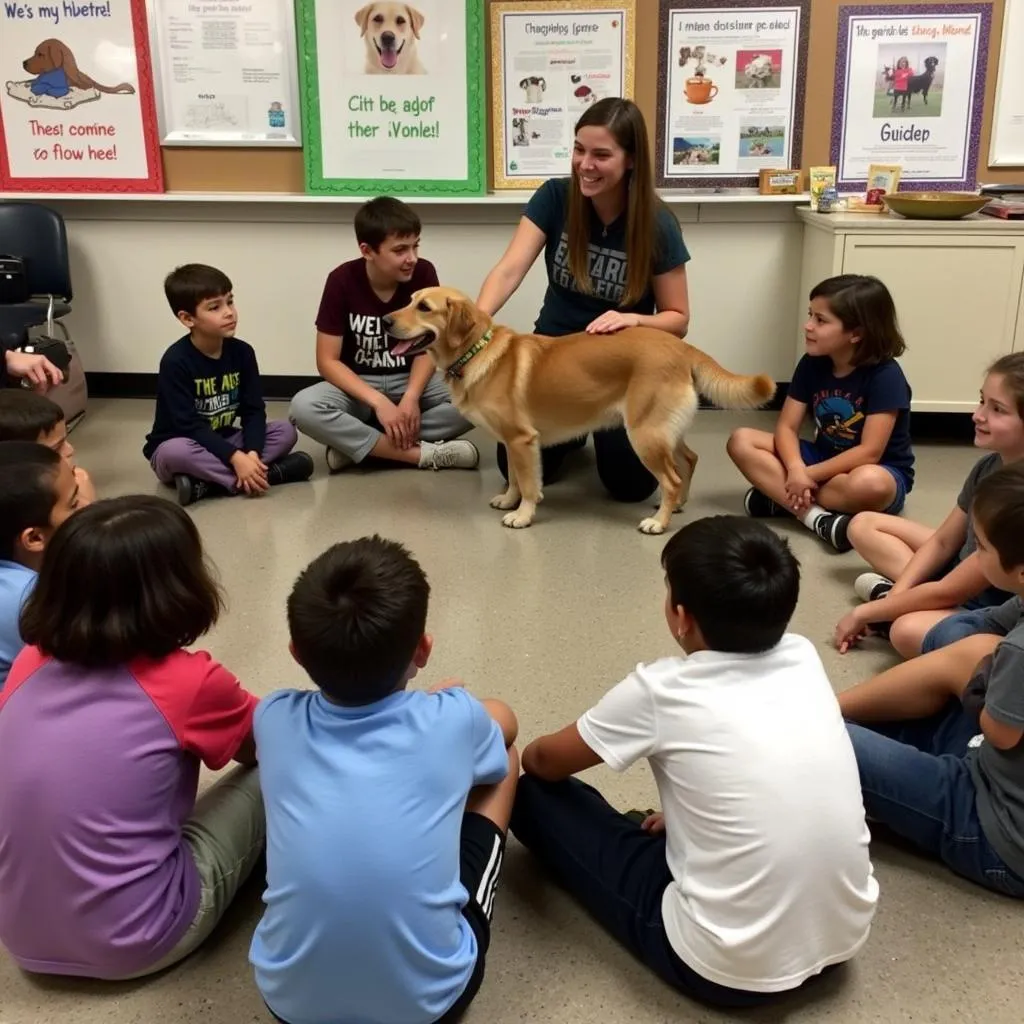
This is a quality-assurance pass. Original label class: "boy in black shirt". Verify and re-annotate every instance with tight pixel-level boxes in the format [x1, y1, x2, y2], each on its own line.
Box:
[144, 264, 313, 506]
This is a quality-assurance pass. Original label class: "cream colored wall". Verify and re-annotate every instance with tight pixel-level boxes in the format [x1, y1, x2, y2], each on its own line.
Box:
[46, 198, 804, 381]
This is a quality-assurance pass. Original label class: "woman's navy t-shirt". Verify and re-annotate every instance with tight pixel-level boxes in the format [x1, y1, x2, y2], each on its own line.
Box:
[523, 177, 690, 337]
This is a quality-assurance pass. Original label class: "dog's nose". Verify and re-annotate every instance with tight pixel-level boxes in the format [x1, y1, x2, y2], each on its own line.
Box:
[381, 31, 395, 46]
[382, 314, 394, 330]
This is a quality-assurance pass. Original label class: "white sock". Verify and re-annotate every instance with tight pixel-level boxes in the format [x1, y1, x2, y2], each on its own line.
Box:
[417, 440, 434, 468]
[799, 503, 829, 530]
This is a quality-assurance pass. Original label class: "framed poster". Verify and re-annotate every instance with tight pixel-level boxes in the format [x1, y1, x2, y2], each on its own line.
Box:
[148, 0, 302, 146]
[296, 0, 485, 195]
[0, 0, 163, 192]
[490, 1, 636, 191]
[656, 0, 809, 189]
[990, 0, 1024, 166]
[831, 4, 991, 191]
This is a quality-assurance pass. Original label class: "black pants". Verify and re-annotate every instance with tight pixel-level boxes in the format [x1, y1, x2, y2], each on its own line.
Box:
[511, 776, 796, 1010]
[496, 426, 658, 504]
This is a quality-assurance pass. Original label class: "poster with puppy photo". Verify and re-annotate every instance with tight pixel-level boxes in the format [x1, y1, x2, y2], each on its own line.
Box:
[832, 5, 990, 190]
[0, 0, 163, 192]
[297, 0, 485, 194]
[656, 0, 809, 188]
[490, 0, 636, 190]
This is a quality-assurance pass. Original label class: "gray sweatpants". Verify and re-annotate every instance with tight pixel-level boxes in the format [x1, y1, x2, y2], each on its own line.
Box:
[289, 371, 472, 463]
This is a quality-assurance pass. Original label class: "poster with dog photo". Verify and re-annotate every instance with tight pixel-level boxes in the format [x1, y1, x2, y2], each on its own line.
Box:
[296, 0, 485, 195]
[490, 0, 636, 190]
[0, 0, 162, 192]
[656, 0, 809, 188]
[832, 5, 990, 190]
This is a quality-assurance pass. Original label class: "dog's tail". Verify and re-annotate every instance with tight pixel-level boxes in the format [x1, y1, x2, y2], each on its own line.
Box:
[688, 343, 776, 410]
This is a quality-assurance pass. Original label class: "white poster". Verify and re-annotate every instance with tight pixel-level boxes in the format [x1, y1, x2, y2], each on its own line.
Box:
[493, 2, 634, 189]
[661, 6, 802, 182]
[148, 0, 301, 146]
[833, 8, 988, 189]
[0, 0, 162, 191]
[311, 0, 471, 184]
[990, 0, 1024, 166]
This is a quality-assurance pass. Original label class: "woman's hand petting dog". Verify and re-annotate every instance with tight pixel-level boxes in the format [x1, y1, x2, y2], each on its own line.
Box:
[585, 310, 640, 334]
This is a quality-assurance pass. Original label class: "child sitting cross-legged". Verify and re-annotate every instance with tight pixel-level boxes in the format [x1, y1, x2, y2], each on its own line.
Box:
[0, 389, 96, 505]
[840, 462, 1024, 896]
[251, 536, 518, 1024]
[0, 495, 265, 978]
[512, 515, 878, 1009]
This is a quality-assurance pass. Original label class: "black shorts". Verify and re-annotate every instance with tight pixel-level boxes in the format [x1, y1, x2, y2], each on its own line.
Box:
[268, 812, 506, 1024]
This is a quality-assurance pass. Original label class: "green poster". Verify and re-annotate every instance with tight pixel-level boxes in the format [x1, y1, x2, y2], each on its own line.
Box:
[296, 0, 486, 195]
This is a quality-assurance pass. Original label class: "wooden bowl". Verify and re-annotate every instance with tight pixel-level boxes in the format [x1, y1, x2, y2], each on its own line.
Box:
[883, 192, 990, 220]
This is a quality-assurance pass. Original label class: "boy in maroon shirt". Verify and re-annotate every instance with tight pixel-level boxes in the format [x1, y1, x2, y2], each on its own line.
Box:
[289, 197, 477, 472]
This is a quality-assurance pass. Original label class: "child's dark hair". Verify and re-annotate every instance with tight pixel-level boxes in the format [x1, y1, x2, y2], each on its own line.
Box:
[354, 197, 421, 251]
[661, 516, 799, 653]
[810, 274, 905, 366]
[288, 535, 430, 705]
[164, 263, 233, 318]
[985, 352, 1024, 420]
[0, 441, 61, 561]
[0, 389, 64, 442]
[972, 463, 1024, 571]
[20, 495, 223, 668]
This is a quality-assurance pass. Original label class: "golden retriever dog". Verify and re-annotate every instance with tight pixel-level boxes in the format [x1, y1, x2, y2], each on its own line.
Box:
[384, 287, 775, 534]
[23, 38, 135, 94]
[355, 2, 426, 74]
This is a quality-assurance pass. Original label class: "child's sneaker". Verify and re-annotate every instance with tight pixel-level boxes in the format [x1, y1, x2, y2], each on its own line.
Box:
[419, 439, 479, 470]
[855, 572, 893, 603]
[174, 474, 226, 507]
[743, 487, 787, 518]
[812, 512, 853, 553]
[268, 451, 315, 486]
[325, 446, 353, 473]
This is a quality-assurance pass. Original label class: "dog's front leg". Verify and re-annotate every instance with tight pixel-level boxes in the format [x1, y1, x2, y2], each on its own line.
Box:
[499, 434, 543, 528]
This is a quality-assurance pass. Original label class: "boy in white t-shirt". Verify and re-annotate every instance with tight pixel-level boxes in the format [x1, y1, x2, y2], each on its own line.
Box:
[513, 515, 878, 1008]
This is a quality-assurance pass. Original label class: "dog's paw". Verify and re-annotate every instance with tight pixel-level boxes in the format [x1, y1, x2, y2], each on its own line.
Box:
[502, 510, 534, 529]
[490, 493, 519, 510]
[638, 517, 666, 535]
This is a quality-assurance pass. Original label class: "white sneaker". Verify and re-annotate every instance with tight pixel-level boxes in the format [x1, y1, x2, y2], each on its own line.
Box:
[854, 572, 893, 603]
[325, 446, 353, 473]
[419, 439, 479, 470]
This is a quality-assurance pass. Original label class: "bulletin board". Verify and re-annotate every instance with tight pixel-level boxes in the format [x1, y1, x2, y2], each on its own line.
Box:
[159, 0, 1021, 192]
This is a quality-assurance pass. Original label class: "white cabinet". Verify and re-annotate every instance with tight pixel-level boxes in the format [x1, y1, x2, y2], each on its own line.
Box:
[795, 209, 1024, 412]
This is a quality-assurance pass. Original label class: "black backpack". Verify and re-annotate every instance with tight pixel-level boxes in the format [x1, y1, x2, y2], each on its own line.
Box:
[0, 255, 29, 304]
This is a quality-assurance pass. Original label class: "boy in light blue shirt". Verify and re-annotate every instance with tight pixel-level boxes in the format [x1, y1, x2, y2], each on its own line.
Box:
[250, 535, 519, 1024]
[0, 442, 82, 686]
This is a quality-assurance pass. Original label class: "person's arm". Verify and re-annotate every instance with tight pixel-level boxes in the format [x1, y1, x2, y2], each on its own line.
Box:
[521, 723, 601, 781]
[774, 395, 808, 470]
[3, 347, 63, 392]
[402, 354, 436, 404]
[179, 653, 260, 768]
[476, 216, 547, 317]
[237, 344, 268, 456]
[890, 507, 968, 595]
[805, 411, 897, 484]
[978, 639, 1024, 750]
[315, 331, 390, 410]
[160, 355, 239, 466]
[586, 266, 690, 336]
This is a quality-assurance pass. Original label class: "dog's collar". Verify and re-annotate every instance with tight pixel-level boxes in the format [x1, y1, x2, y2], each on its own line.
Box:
[445, 329, 493, 381]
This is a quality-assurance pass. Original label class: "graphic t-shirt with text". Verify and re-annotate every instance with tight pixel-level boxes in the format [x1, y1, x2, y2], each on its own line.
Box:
[524, 177, 690, 337]
[142, 336, 267, 466]
[788, 354, 914, 483]
[315, 258, 439, 376]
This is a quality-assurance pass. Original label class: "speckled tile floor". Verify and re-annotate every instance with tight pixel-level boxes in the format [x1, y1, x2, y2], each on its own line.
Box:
[0, 400, 1014, 1024]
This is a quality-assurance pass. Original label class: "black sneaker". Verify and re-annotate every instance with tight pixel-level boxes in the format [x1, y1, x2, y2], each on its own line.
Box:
[743, 487, 787, 518]
[813, 512, 853, 552]
[267, 451, 315, 486]
[174, 474, 220, 507]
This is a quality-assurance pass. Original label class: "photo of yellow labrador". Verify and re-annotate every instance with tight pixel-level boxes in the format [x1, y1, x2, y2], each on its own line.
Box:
[384, 287, 775, 534]
[355, 2, 426, 74]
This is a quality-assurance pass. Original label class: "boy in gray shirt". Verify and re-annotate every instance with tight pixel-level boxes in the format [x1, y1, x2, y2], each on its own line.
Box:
[839, 462, 1024, 896]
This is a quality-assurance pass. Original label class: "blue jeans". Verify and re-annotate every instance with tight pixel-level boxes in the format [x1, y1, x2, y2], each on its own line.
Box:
[799, 440, 910, 514]
[921, 606, 1006, 655]
[847, 704, 1024, 897]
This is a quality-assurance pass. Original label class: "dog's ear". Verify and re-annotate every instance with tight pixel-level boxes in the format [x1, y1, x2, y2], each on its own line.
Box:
[446, 298, 480, 343]
[405, 4, 425, 38]
[538, 78, 545, 89]
[43, 38, 63, 69]
[354, 3, 373, 35]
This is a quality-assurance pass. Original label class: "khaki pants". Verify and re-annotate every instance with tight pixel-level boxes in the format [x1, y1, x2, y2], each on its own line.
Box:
[119, 766, 265, 979]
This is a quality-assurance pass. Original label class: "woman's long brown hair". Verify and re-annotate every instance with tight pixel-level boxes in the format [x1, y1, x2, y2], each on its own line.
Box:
[566, 97, 660, 308]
